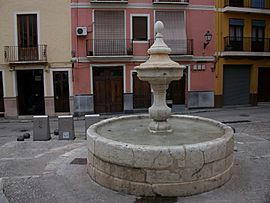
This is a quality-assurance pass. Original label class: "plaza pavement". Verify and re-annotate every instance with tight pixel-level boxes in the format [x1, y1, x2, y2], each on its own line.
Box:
[0, 105, 269, 203]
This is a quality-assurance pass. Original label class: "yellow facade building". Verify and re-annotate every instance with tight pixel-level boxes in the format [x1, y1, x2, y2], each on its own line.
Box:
[215, 0, 270, 107]
[0, 0, 72, 117]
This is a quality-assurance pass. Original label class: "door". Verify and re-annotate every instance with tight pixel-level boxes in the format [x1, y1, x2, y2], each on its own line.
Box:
[53, 71, 70, 112]
[93, 67, 123, 113]
[17, 69, 45, 115]
[17, 14, 38, 61]
[133, 72, 151, 109]
[0, 72, 4, 113]
[223, 66, 250, 105]
[166, 74, 186, 105]
[258, 68, 270, 102]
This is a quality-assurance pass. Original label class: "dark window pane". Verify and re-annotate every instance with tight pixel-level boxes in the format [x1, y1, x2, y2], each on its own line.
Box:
[133, 16, 147, 41]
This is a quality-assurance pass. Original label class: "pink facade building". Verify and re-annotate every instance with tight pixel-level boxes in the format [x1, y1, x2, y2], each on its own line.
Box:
[71, 0, 215, 115]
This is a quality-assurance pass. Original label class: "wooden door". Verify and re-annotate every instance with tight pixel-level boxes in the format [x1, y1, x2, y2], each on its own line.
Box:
[17, 14, 38, 61]
[109, 69, 123, 112]
[53, 71, 70, 112]
[93, 67, 123, 113]
[258, 68, 270, 102]
[0, 72, 4, 113]
[17, 70, 45, 115]
[133, 72, 151, 109]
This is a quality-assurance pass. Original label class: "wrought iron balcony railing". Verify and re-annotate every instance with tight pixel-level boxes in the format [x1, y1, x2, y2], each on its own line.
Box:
[149, 39, 193, 55]
[224, 0, 270, 9]
[4, 45, 47, 63]
[153, 0, 189, 3]
[224, 36, 270, 52]
[86, 39, 133, 56]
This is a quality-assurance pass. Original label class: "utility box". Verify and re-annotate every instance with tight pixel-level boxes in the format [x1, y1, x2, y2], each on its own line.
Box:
[85, 114, 100, 140]
[58, 115, 75, 140]
[33, 115, 51, 141]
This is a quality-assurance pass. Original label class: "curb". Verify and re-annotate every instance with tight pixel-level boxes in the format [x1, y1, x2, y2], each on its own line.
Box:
[0, 178, 9, 203]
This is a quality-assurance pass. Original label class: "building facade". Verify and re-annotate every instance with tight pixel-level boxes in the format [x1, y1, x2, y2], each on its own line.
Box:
[71, 0, 216, 115]
[215, 0, 270, 107]
[0, 0, 72, 117]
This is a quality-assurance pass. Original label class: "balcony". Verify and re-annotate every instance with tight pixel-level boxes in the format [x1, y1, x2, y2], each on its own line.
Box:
[223, 0, 270, 13]
[153, 0, 189, 4]
[86, 39, 193, 61]
[149, 39, 193, 55]
[4, 45, 47, 64]
[222, 36, 270, 56]
[86, 39, 133, 60]
[90, 0, 128, 3]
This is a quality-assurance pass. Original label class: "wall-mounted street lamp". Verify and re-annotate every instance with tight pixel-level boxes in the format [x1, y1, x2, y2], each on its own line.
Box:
[203, 31, 213, 49]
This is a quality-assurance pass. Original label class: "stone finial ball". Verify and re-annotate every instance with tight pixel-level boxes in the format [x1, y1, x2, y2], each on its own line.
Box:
[155, 21, 164, 34]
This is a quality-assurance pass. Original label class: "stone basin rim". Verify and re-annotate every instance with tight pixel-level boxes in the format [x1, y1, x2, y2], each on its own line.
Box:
[87, 114, 234, 150]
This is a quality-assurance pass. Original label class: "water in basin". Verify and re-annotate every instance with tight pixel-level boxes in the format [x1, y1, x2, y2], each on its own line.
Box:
[97, 116, 224, 146]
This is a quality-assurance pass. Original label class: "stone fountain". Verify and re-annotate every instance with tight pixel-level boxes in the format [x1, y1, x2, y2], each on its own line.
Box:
[87, 21, 234, 196]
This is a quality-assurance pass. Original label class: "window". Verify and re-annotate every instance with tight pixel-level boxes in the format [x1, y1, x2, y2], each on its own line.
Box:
[229, 19, 244, 40]
[17, 14, 38, 61]
[251, 0, 265, 8]
[252, 20, 265, 41]
[229, 0, 244, 7]
[228, 19, 244, 51]
[132, 16, 148, 41]
[252, 20, 265, 51]
[155, 11, 186, 54]
[17, 14, 37, 47]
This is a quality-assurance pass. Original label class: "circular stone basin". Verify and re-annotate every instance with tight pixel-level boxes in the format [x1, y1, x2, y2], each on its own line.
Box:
[87, 115, 234, 197]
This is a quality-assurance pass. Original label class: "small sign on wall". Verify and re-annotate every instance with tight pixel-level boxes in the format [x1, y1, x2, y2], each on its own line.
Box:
[63, 132, 70, 139]
[193, 64, 206, 71]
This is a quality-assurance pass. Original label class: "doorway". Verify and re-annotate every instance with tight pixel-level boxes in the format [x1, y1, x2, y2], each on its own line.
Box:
[166, 74, 186, 105]
[133, 72, 151, 109]
[0, 72, 4, 113]
[258, 68, 270, 102]
[53, 71, 70, 112]
[93, 66, 123, 113]
[17, 69, 45, 115]
[17, 14, 38, 61]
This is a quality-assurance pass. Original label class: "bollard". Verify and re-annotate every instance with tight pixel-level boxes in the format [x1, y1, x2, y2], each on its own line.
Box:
[33, 115, 51, 141]
[85, 114, 100, 140]
[58, 115, 75, 140]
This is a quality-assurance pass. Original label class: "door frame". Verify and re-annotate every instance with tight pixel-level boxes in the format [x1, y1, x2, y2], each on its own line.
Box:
[90, 64, 126, 95]
[0, 69, 6, 113]
[50, 68, 73, 99]
[51, 69, 72, 113]
[14, 12, 40, 60]
[0, 69, 6, 98]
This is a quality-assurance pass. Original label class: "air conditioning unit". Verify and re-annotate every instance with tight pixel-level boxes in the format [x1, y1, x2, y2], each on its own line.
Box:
[76, 27, 87, 36]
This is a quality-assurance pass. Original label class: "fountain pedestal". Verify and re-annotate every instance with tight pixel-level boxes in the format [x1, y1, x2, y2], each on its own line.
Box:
[135, 21, 185, 133]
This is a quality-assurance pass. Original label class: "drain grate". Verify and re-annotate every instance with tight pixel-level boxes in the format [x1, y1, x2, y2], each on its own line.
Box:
[239, 114, 249, 117]
[70, 158, 87, 165]
[135, 197, 177, 203]
[222, 120, 251, 124]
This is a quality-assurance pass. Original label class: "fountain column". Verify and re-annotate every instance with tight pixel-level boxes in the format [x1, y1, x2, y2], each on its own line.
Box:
[135, 21, 185, 133]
